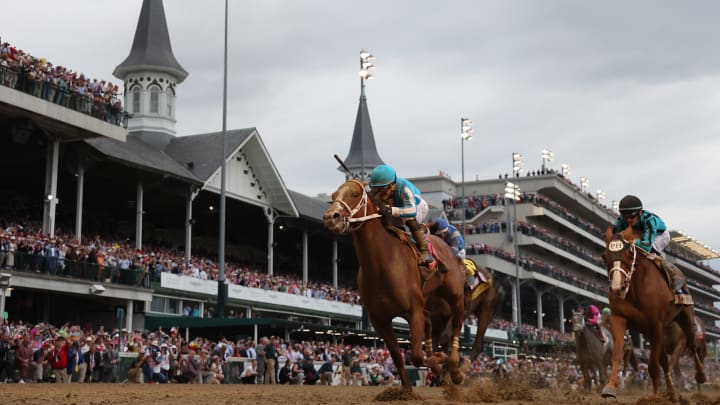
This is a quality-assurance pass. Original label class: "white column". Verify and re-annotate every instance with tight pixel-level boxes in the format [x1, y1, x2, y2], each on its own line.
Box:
[0, 288, 6, 320]
[302, 231, 308, 285]
[135, 182, 143, 250]
[332, 240, 338, 289]
[558, 295, 565, 334]
[75, 165, 84, 243]
[199, 301, 205, 318]
[126, 300, 134, 332]
[42, 140, 60, 237]
[536, 289, 543, 330]
[264, 208, 275, 276]
[511, 282, 519, 325]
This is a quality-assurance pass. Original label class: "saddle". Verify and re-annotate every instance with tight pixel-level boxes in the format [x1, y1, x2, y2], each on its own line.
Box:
[463, 258, 492, 301]
[644, 252, 694, 306]
[385, 226, 438, 280]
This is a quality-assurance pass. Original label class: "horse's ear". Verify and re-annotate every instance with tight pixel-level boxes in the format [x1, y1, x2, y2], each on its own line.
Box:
[604, 226, 613, 244]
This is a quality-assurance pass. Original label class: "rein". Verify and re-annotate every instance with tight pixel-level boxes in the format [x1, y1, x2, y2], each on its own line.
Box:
[331, 179, 382, 233]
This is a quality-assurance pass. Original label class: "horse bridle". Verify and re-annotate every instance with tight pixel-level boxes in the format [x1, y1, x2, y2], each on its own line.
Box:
[331, 180, 382, 233]
[607, 237, 638, 294]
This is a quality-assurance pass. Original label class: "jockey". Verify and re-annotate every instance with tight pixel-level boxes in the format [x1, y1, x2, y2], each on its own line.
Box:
[429, 218, 466, 259]
[584, 304, 604, 343]
[369, 164, 434, 266]
[612, 194, 690, 297]
[600, 307, 611, 329]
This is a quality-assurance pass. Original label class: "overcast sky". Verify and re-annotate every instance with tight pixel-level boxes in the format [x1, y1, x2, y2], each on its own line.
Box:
[3, 1, 719, 261]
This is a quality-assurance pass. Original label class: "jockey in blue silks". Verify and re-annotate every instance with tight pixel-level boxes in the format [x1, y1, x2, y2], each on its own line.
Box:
[369, 164, 433, 266]
[611, 194, 690, 299]
[429, 218, 465, 260]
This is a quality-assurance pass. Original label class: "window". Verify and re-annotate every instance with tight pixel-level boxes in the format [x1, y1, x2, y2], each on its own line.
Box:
[167, 88, 175, 118]
[132, 88, 140, 113]
[150, 296, 181, 314]
[149, 86, 160, 113]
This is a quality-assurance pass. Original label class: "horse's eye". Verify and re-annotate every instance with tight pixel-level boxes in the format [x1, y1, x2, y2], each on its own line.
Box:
[352, 192, 360, 198]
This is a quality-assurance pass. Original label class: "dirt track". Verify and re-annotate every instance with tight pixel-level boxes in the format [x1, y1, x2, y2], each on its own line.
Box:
[1, 381, 719, 405]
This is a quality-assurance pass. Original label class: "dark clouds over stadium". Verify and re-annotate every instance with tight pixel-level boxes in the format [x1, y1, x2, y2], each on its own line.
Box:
[3, 1, 719, 261]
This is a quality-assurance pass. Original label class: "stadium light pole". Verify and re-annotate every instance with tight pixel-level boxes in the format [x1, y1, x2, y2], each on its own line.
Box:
[460, 118, 473, 241]
[505, 181, 521, 326]
[358, 50, 375, 182]
[560, 163, 570, 178]
[217, 0, 229, 318]
[612, 200, 619, 213]
[596, 189, 606, 202]
[580, 176, 589, 192]
[541, 148, 553, 173]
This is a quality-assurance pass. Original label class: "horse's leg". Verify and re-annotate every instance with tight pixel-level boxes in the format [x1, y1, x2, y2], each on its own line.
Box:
[648, 322, 666, 397]
[447, 293, 464, 384]
[602, 314, 627, 398]
[409, 304, 428, 369]
[659, 345, 675, 401]
[373, 319, 412, 390]
[470, 290, 497, 360]
[423, 308, 434, 358]
[677, 307, 706, 387]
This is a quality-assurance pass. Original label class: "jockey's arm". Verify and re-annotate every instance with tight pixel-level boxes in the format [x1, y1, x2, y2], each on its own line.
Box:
[390, 185, 418, 218]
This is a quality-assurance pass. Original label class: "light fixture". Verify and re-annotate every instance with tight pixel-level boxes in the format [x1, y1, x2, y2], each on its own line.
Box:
[460, 117, 473, 241]
[596, 189, 606, 201]
[580, 177, 589, 191]
[541, 148, 553, 171]
[561, 163, 570, 177]
[512, 153, 523, 177]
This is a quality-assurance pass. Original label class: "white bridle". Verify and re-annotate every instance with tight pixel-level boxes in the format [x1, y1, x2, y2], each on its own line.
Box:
[608, 238, 637, 296]
[330, 180, 382, 233]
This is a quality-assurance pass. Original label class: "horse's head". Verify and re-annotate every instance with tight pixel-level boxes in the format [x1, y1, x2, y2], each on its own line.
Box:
[604, 227, 638, 299]
[323, 179, 380, 235]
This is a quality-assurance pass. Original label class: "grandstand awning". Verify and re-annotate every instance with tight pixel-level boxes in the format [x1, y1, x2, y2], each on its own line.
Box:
[670, 231, 720, 260]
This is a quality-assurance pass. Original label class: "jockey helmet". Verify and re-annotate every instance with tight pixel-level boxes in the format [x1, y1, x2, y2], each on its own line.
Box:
[433, 218, 449, 233]
[369, 165, 397, 187]
[601, 307, 611, 316]
[619, 195, 643, 216]
[587, 304, 599, 316]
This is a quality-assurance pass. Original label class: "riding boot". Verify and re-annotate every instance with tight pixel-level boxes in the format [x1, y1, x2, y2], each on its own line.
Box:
[665, 261, 689, 295]
[407, 219, 435, 267]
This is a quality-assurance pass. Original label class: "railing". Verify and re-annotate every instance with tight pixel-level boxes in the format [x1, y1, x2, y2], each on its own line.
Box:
[0, 64, 128, 127]
[4, 251, 147, 287]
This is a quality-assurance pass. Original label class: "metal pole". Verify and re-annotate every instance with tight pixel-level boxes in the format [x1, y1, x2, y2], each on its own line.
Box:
[217, 0, 229, 318]
[359, 58, 365, 182]
[135, 182, 143, 250]
[513, 185, 521, 326]
[0, 288, 6, 320]
[460, 119, 466, 242]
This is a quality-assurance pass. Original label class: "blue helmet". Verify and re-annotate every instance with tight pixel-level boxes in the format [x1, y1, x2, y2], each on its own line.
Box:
[433, 218, 449, 233]
[369, 165, 397, 187]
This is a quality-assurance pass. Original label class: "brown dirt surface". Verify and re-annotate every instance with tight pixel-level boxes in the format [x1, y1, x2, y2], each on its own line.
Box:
[1, 382, 719, 405]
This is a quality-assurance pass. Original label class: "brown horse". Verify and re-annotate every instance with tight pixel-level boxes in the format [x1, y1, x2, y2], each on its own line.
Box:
[427, 260, 500, 361]
[601, 226, 705, 399]
[664, 317, 707, 392]
[323, 179, 467, 389]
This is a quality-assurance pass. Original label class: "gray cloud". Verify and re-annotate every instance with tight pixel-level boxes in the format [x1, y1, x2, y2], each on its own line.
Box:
[3, 0, 719, 261]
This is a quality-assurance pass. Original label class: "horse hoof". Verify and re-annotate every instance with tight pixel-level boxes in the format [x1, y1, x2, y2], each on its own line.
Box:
[601, 385, 616, 398]
[450, 370, 464, 385]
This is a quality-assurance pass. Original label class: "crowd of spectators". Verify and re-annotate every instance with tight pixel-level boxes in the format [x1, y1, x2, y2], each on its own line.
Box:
[0, 220, 361, 309]
[467, 242, 606, 295]
[0, 37, 125, 125]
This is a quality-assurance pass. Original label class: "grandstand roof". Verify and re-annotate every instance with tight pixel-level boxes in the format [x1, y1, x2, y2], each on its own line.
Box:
[341, 92, 385, 173]
[288, 190, 330, 222]
[670, 231, 720, 260]
[165, 129, 255, 181]
[113, 0, 188, 82]
[84, 136, 200, 182]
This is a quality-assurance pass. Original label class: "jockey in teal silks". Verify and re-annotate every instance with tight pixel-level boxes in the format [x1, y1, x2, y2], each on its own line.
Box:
[612, 194, 690, 300]
[369, 164, 434, 266]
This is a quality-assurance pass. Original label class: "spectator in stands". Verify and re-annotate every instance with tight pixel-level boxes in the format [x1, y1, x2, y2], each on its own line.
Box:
[369, 164, 433, 266]
[301, 357, 319, 385]
[127, 352, 147, 383]
[317, 356, 335, 385]
[264, 336, 278, 384]
[278, 358, 292, 384]
[240, 359, 258, 384]
[50, 335, 69, 383]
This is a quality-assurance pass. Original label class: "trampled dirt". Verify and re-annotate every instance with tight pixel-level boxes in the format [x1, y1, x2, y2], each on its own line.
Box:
[1, 380, 719, 405]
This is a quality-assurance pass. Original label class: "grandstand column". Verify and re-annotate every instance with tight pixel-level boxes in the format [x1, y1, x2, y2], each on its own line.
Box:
[557, 295, 565, 334]
[302, 231, 308, 284]
[75, 165, 84, 242]
[332, 240, 338, 288]
[265, 207, 275, 276]
[511, 282, 519, 325]
[42, 140, 60, 238]
[185, 189, 198, 263]
[135, 182, 144, 250]
[126, 299, 134, 333]
[535, 289, 544, 329]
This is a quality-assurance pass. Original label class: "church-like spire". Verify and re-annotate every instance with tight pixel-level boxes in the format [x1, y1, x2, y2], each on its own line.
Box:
[341, 50, 384, 181]
[113, 0, 188, 82]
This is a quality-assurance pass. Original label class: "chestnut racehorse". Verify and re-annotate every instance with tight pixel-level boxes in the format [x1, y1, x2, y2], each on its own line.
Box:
[601, 226, 705, 399]
[323, 179, 466, 389]
[427, 261, 500, 361]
